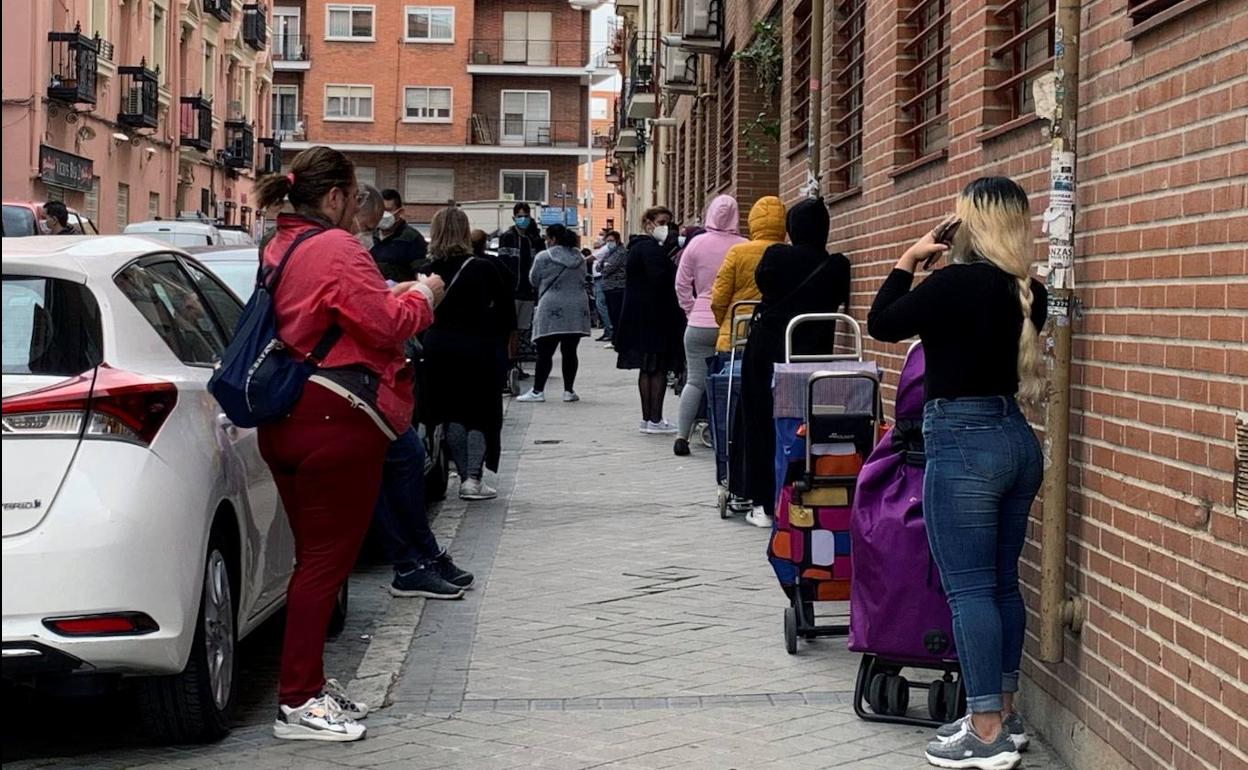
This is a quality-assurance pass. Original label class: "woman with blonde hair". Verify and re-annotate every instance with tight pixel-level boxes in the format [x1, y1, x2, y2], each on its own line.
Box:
[421, 206, 515, 500]
[868, 176, 1047, 770]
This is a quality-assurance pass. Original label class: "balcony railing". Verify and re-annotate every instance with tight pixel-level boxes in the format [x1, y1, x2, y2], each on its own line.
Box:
[179, 94, 213, 151]
[273, 112, 306, 141]
[467, 116, 586, 148]
[118, 61, 159, 130]
[468, 39, 588, 68]
[223, 120, 254, 170]
[243, 3, 268, 50]
[273, 33, 309, 62]
[47, 25, 99, 107]
[258, 136, 282, 174]
[204, 0, 232, 22]
[628, 33, 656, 92]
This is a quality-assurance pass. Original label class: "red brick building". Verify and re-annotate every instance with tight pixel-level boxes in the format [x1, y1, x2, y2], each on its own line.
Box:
[613, 1, 1247, 769]
[273, 0, 613, 227]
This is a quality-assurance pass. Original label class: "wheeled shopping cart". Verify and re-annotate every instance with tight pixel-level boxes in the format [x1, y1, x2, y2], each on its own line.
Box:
[849, 342, 965, 727]
[765, 313, 882, 654]
[707, 300, 760, 518]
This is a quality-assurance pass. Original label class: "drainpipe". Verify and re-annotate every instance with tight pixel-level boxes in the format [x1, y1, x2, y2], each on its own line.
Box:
[806, 0, 824, 198]
[1038, 0, 1087, 664]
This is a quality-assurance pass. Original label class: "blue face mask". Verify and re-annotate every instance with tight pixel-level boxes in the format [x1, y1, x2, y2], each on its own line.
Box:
[515, 216, 531, 229]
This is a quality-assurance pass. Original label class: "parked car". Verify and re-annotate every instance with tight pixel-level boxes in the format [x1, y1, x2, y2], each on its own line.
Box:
[183, 245, 451, 502]
[123, 219, 222, 247]
[3, 201, 99, 237]
[216, 227, 255, 246]
[0, 235, 319, 742]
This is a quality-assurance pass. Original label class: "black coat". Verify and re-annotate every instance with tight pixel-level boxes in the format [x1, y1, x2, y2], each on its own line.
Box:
[497, 225, 544, 300]
[737, 199, 851, 511]
[613, 234, 686, 360]
[420, 252, 515, 472]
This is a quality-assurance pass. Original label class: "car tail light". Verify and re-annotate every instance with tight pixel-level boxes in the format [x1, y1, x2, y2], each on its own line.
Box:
[42, 612, 159, 637]
[1, 366, 177, 445]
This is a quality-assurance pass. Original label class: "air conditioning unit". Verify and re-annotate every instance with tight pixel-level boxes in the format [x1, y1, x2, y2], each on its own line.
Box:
[124, 86, 144, 114]
[681, 0, 722, 52]
[663, 36, 698, 93]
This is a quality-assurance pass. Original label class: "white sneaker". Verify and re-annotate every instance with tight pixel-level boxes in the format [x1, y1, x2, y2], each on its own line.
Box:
[745, 508, 774, 528]
[603, 342, 614, 349]
[639, 420, 651, 434]
[646, 420, 678, 434]
[515, 390, 545, 402]
[563, 391, 580, 402]
[459, 477, 498, 501]
[273, 695, 366, 742]
[322, 678, 368, 720]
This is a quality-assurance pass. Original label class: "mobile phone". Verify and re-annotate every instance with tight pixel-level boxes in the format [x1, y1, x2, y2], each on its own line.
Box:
[934, 218, 961, 246]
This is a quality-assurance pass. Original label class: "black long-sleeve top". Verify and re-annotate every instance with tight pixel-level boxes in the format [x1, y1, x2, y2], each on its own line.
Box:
[868, 261, 1047, 401]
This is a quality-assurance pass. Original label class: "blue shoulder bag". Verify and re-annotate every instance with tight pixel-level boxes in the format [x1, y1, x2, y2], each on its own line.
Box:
[208, 228, 342, 427]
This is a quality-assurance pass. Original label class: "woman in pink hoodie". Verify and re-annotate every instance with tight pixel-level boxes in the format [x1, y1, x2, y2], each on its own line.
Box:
[673, 194, 747, 455]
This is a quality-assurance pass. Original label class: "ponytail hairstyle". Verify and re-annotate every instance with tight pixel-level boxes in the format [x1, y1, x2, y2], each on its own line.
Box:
[254, 146, 355, 215]
[545, 223, 580, 250]
[951, 176, 1044, 402]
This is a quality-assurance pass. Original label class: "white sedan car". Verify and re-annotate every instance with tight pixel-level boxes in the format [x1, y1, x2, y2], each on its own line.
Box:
[1, 236, 300, 741]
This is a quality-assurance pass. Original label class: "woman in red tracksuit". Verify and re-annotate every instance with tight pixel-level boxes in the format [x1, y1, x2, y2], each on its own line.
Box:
[252, 147, 444, 742]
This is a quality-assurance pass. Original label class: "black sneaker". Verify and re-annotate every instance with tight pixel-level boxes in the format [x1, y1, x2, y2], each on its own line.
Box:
[673, 438, 691, 456]
[390, 566, 464, 599]
[433, 552, 474, 589]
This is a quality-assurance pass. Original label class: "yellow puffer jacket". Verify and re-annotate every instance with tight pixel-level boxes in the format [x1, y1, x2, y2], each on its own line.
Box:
[710, 196, 787, 351]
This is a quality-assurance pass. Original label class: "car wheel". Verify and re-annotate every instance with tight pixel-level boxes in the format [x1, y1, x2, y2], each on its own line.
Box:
[137, 541, 236, 743]
[327, 580, 349, 638]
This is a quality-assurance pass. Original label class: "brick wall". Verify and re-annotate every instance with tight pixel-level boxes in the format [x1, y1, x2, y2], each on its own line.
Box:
[760, 1, 1248, 768]
[471, 0, 591, 67]
[470, 75, 587, 146]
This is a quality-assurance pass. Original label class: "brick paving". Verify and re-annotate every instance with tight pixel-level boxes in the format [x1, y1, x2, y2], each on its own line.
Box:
[4, 343, 1070, 770]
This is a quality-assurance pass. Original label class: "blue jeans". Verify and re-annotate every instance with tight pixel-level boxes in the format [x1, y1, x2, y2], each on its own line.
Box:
[593, 278, 613, 338]
[922, 397, 1042, 714]
[373, 428, 442, 573]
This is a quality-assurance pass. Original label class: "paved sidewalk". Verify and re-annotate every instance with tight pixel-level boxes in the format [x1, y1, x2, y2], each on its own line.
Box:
[7, 343, 1070, 770]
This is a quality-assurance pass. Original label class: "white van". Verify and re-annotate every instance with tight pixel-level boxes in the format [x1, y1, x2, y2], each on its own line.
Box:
[122, 220, 222, 247]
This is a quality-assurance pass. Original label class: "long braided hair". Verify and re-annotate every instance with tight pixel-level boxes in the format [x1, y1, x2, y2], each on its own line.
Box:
[949, 176, 1044, 402]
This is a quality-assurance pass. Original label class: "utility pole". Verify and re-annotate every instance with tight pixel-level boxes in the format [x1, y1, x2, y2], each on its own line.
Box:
[1039, 0, 1086, 664]
[807, 0, 824, 198]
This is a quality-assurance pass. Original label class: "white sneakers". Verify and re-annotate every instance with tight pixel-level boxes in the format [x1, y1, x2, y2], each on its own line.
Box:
[459, 478, 498, 500]
[516, 390, 579, 403]
[273, 693, 366, 742]
[642, 420, 678, 435]
[745, 508, 774, 528]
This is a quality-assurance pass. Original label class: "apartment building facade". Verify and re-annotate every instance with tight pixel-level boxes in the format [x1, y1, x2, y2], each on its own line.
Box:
[611, 2, 1247, 770]
[580, 86, 620, 236]
[273, 0, 612, 229]
[1, 0, 278, 232]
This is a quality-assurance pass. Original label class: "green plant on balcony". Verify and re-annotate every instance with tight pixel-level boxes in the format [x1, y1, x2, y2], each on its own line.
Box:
[732, 19, 782, 164]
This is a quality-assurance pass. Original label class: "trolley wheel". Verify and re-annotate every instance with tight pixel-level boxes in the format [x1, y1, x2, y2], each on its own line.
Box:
[699, 422, 713, 449]
[885, 675, 910, 717]
[867, 672, 889, 714]
[927, 679, 948, 722]
[508, 367, 521, 396]
[783, 607, 798, 655]
[948, 679, 967, 721]
[717, 489, 730, 519]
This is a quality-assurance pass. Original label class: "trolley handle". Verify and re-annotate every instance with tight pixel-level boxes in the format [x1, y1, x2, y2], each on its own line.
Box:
[785, 312, 863, 363]
[728, 300, 761, 350]
[803, 370, 883, 478]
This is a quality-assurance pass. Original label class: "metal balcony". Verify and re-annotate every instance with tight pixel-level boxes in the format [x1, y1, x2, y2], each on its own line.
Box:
[243, 3, 268, 50]
[467, 116, 587, 148]
[223, 120, 255, 170]
[118, 61, 159, 130]
[47, 25, 99, 107]
[179, 94, 213, 151]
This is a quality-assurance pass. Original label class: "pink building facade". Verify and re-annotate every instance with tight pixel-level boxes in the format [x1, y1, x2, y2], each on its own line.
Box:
[2, 0, 277, 233]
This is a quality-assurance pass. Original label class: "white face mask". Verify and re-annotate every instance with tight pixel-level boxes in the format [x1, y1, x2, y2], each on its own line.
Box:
[677, 236, 687, 247]
[652, 225, 669, 243]
[378, 211, 397, 230]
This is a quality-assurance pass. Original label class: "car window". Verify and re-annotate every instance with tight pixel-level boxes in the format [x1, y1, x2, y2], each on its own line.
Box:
[2, 276, 103, 375]
[183, 260, 244, 338]
[70, 213, 98, 235]
[114, 259, 228, 366]
[200, 260, 257, 302]
[3, 205, 37, 237]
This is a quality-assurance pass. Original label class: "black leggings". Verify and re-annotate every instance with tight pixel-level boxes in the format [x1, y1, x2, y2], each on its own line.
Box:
[534, 334, 581, 393]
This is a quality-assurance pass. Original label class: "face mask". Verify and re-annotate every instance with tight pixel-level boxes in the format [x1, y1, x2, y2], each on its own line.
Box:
[515, 216, 531, 229]
[677, 236, 687, 247]
[652, 225, 669, 243]
[378, 211, 397, 230]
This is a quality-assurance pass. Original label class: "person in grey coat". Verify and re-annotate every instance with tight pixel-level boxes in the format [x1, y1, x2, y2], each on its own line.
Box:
[516, 224, 592, 403]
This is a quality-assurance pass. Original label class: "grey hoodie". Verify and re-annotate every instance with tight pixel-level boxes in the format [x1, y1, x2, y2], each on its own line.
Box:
[529, 245, 592, 340]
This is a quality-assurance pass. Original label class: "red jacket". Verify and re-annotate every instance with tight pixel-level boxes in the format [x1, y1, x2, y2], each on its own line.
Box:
[264, 214, 434, 431]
